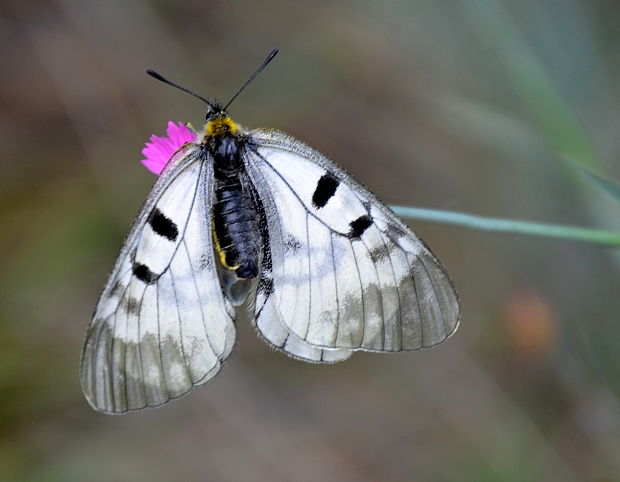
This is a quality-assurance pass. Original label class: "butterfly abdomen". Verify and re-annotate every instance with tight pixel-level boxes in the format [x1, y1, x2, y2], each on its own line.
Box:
[210, 133, 260, 280]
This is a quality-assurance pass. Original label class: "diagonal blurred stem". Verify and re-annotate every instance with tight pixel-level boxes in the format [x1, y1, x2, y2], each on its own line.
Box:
[390, 205, 620, 247]
[562, 156, 620, 205]
[461, 0, 599, 171]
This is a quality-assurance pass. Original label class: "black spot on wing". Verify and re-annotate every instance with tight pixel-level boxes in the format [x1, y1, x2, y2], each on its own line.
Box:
[312, 173, 339, 208]
[148, 208, 178, 241]
[348, 215, 373, 238]
[132, 263, 156, 284]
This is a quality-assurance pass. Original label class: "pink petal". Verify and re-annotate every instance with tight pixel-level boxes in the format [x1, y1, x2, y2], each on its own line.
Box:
[141, 159, 162, 175]
[140, 121, 197, 175]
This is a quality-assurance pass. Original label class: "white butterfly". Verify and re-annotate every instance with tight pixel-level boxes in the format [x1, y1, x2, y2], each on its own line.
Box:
[81, 51, 460, 414]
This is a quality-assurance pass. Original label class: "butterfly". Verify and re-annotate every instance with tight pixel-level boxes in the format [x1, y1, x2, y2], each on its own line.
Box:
[80, 50, 460, 414]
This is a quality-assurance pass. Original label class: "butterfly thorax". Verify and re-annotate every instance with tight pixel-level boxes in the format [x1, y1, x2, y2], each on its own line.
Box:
[206, 114, 260, 281]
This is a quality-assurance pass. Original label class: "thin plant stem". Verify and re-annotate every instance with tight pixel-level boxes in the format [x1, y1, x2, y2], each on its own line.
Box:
[390, 205, 620, 247]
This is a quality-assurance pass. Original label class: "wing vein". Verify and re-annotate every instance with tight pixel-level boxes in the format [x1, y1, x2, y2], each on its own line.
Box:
[378, 230, 403, 351]
[183, 238, 215, 356]
[418, 255, 449, 340]
[350, 238, 365, 348]
[89, 312, 112, 406]
[361, 238, 385, 350]
[330, 233, 340, 346]
[169, 269, 190, 381]
[304, 211, 312, 341]
[135, 283, 149, 406]
[409, 254, 424, 348]
[155, 277, 171, 403]
[110, 277, 133, 413]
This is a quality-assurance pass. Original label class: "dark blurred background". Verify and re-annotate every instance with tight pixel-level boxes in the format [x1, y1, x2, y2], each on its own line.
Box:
[2, 1, 620, 480]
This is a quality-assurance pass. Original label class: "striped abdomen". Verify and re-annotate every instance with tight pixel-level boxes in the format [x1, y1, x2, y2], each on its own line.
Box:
[212, 176, 260, 280]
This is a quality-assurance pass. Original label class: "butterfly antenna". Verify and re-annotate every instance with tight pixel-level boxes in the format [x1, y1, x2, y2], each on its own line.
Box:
[146, 69, 216, 110]
[223, 49, 279, 111]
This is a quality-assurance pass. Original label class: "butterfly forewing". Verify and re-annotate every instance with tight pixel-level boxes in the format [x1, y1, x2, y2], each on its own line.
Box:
[81, 145, 236, 414]
[244, 129, 460, 353]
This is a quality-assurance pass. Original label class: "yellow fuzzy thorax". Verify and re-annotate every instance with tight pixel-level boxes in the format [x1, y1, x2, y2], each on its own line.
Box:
[203, 114, 238, 138]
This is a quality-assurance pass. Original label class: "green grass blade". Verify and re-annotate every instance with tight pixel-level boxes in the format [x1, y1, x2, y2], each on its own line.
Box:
[390, 205, 620, 247]
[561, 157, 620, 204]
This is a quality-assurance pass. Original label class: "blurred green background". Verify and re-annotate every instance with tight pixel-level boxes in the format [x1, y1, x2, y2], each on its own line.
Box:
[2, 1, 620, 480]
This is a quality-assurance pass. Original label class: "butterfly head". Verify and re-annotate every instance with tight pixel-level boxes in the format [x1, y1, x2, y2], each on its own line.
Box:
[204, 108, 239, 138]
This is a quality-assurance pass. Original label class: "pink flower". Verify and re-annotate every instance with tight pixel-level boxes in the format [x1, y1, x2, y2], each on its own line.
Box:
[140, 121, 197, 175]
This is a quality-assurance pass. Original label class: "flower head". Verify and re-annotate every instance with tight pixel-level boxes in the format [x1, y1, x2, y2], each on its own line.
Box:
[140, 121, 197, 175]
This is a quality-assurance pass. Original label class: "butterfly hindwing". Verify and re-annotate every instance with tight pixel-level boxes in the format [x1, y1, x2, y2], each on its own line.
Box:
[244, 129, 460, 353]
[254, 293, 354, 363]
[249, 176, 354, 363]
[81, 145, 236, 414]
